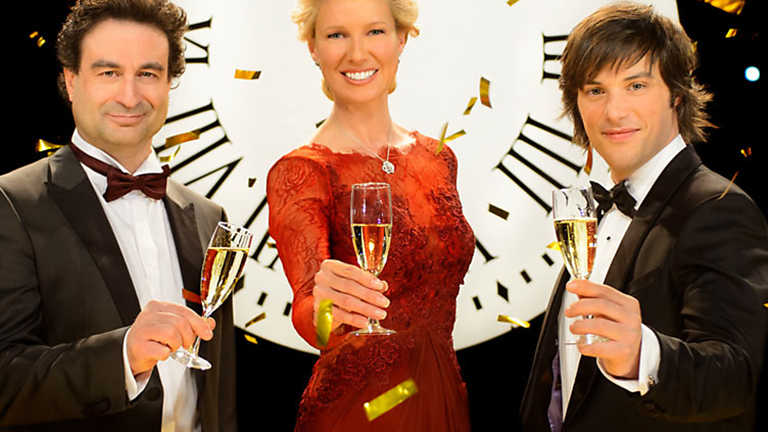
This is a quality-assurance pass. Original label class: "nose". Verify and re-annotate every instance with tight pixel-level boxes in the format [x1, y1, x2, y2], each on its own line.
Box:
[348, 35, 367, 64]
[114, 76, 142, 109]
[604, 91, 629, 123]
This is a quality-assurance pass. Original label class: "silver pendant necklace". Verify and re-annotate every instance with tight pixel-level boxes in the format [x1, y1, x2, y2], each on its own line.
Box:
[341, 123, 395, 175]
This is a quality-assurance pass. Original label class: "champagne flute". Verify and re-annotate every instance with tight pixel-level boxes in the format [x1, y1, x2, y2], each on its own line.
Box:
[350, 182, 396, 336]
[552, 187, 605, 345]
[172, 222, 253, 369]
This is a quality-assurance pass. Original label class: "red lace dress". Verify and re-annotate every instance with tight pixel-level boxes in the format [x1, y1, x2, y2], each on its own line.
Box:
[267, 132, 474, 431]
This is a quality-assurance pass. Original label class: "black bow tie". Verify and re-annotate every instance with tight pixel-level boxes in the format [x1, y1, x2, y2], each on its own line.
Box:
[69, 143, 170, 202]
[590, 180, 637, 222]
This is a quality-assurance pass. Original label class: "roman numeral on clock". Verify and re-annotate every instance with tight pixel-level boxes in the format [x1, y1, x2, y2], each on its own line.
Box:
[542, 34, 567, 81]
[184, 18, 211, 66]
[495, 116, 581, 213]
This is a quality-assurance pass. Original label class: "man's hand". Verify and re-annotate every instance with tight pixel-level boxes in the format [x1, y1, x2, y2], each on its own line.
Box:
[313, 259, 390, 331]
[565, 279, 643, 378]
[126, 300, 215, 376]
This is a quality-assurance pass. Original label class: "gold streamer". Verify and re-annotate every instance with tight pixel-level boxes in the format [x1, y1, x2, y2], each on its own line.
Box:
[316, 299, 333, 347]
[245, 312, 266, 328]
[248, 177, 257, 188]
[234, 69, 261, 80]
[480, 77, 492, 108]
[243, 334, 259, 344]
[725, 29, 739, 38]
[158, 145, 181, 163]
[507, 0, 520, 5]
[717, 171, 739, 200]
[36, 38, 46, 47]
[546, 241, 561, 251]
[29, 31, 38, 38]
[434, 122, 449, 155]
[463, 97, 477, 115]
[35, 139, 64, 154]
[498, 314, 530, 328]
[163, 130, 200, 150]
[363, 378, 419, 421]
[584, 146, 594, 175]
[444, 130, 467, 143]
[702, 0, 745, 15]
[741, 147, 752, 158]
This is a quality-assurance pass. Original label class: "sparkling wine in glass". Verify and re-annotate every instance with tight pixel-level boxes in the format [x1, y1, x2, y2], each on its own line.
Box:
[552, 187, 605, 345]
[172, 222, 253, 369]
[350, 182, 395, 336]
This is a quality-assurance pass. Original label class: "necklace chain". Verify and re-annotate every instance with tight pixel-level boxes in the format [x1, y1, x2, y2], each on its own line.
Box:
[339, 123, 395, 174]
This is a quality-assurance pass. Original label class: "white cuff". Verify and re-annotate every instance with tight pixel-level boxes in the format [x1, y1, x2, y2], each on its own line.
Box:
[597, 324, 660, 395]
[123, 328, 151, 401]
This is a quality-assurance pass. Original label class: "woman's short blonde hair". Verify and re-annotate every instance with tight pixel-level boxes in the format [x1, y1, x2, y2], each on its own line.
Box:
[292, 0, 420, 41]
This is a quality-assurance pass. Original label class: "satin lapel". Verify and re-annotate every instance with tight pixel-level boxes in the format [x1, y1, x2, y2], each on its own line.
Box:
[163, 182, 204, 316]
[565, 146, 702, 422]
[521, 267, 569, 422]
[46, 146, 141, 326]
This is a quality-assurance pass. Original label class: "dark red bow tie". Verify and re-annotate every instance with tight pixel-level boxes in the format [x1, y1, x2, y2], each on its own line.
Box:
[69, 143, 170, 202]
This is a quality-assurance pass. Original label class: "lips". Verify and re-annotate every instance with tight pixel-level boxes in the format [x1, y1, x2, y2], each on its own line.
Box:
[105, 113, 145, 126]
[342, 69, 377, 82]
[602, 127, 639, 141]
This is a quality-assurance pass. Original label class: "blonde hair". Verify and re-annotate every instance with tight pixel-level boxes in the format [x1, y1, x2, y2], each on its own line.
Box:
[291, 0, 420, 41]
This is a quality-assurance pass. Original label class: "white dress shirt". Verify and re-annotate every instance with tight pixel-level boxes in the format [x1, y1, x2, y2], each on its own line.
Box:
[72, 130, 200, 432]
[557, 135, 687, 418]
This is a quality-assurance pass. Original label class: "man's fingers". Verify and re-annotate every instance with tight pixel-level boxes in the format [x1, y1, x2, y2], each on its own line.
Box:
[145, 300, 213, 339]
[570, 317, 627, 341]
[566, 280, 628, 304]
[565, 298, 630, 323]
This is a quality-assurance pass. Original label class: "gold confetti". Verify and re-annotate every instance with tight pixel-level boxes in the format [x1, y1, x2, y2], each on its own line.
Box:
[243, 334, 259, 344]
[702, 0, 745, 15]
[35, 139, 64, 154]
[444, 130, 466, 143]
[480, 77, 492, 108]
[463, 97, 477, 115]
[584, 146, 594, 175]
[740, 147, 752, 158]
[434, 122, 449, 155]
[29, 31, 39, 38]
[248, 177, 257, 188]
[764, 303, 768, 309]
[717, 171, 739, 200]
[507, 0, 520, 5]
[725, 28, 739, 38]
[547, 241, 561, 251]
[245, 312, 266, 327]
[363, 378, 419, 421]
[498, 314, 530, 328]
[267, 242, 277, 249]
[234, 69, 261, 80]
[316, 299, 333, 347]
[163, 130, 200, 149]
[158, 145, 181, 163]
[36, 38, 46, 47]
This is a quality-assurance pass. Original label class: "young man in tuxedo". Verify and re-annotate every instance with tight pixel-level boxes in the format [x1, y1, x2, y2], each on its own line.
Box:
[0, 1, 236, 430]
[521, 3, 768, 431]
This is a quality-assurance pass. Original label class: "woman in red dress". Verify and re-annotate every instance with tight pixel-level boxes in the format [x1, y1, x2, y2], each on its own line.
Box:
[267, 0, 474, 430]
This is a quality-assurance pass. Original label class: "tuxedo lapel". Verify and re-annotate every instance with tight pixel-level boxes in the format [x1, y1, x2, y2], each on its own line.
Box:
[46, 146, 141, 326]
[565, 146, 702, 422]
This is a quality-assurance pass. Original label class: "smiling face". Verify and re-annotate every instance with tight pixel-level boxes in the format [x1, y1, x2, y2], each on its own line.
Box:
[64, 18, 171, 157]
[577, 56, 680, 182]
[309, 0, 405, 105]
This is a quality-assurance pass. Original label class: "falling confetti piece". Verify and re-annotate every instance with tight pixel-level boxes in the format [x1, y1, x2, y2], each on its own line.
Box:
[740, 147, 752, 158]
[497, 314, 531, 328]
[248, 177, 257, 188]
[36, 38, 46, 47]
[234, 69, 261, 80]
[267, 242, 277, 248]
[764, 303, 768, 309]
[463, 97, 477, 115]
[434, 122, 449, 155]
[702, 0, 745, 15]
[316, 118, 326, 128]
[584, 146, 594, 175]
[245, 312, 266, 327]
[507, 0, 520, 5]
[547, 241, 561, 251]
[480, 77, 492, 108]
[35, 139, 64, 154]
[717, 171, 739, 200]
[725, 28, 738, 38]
[163, 130, 200, 149]
[244, 334, 259, 344]
[29, 31, 39, 38]
[444, 130, 466, 143]
[316, 299, 333, 347]
[363, 378, 419, 421]
[158, 145, 181, 163]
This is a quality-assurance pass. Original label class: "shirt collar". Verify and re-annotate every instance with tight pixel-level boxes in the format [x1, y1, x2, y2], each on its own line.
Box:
[622, 134, 687, 209]
[71, 129, 164, 177]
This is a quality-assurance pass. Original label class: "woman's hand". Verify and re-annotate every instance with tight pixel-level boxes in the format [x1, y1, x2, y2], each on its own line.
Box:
[313, 259, 390, 330]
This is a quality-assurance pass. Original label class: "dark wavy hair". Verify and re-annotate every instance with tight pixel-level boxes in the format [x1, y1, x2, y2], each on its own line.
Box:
[560, 2, 713, 148]
[56, 0, 187, 99]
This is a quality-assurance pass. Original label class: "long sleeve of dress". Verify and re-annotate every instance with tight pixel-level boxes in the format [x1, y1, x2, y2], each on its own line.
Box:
[267, 155, 333, 349]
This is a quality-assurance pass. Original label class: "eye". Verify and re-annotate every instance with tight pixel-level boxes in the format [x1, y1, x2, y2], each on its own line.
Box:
[327, 32, 343, 39]
[100, 70, 117, 78]
[629, 82, 647, 91]
[139, 71, 158, 79]
[369, 28, 385, 36]
[584, 87, 604, 96]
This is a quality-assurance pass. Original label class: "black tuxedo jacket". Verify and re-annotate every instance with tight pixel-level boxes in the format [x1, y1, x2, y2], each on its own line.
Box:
[521, 147, 768, 431]
[0, 146, 237, 431]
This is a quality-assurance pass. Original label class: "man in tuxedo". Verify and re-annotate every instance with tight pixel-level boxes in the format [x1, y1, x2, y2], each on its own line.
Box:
[521, 3, 768, 432]
[0, 0, 236, 430]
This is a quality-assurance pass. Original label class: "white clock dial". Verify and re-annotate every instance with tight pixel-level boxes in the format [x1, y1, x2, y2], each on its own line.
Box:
[160, 0, 678, 353]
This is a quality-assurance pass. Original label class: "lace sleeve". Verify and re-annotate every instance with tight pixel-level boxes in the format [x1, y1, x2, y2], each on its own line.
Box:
[267, 155, 331, 348]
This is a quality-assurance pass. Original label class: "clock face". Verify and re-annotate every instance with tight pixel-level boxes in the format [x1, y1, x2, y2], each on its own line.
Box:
[159, 0, 678, 353]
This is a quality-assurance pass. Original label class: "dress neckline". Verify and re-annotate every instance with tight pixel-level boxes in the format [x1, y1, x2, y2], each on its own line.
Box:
[308, 130, 423, 158]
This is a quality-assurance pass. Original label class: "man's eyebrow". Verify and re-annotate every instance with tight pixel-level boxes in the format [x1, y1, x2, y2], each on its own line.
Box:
[623, 71, 653, 81]
[91, 59, 120, 69]
[139, 62, 165, 71]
